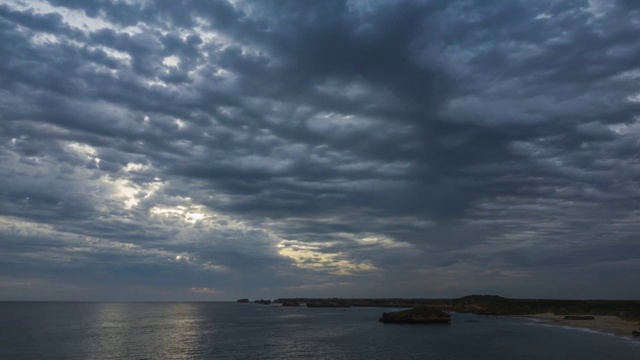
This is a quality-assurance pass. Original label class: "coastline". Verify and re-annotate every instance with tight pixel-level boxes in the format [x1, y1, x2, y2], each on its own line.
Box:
[524, 313, 639, 338]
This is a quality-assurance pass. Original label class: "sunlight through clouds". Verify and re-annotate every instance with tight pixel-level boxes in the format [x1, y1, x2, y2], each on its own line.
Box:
[277, 240, 376, 275]
[2, 0, 640, 300]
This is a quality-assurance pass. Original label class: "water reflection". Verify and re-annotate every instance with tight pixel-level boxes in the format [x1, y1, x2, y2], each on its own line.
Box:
[156, 303, 203, 358]
[82, 303, 205, 359]
[3, 303, 638, 360]
[84, 303, 138, 359]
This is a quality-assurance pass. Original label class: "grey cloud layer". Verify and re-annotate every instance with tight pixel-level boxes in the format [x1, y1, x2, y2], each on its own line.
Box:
[0, 0, 639, 300]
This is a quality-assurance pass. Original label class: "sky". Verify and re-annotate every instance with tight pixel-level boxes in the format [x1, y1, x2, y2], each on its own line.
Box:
[0, 0, 639, 301]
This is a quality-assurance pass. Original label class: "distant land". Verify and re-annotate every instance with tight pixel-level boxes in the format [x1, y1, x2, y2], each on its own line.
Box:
[266, 295, 640, 336]
[268, 295, 640, 321]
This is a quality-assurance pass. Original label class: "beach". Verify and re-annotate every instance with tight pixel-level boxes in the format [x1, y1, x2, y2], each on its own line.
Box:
[526, 313, 640, 337]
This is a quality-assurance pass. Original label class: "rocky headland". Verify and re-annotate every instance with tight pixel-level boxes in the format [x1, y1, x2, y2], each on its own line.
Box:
[379, 307, 451, 324]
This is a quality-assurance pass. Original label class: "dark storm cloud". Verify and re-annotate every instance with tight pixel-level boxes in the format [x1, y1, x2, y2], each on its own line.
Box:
[0, 0, 639, 300]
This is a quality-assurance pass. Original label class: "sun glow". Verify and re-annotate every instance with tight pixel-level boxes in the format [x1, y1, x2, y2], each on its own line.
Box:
[150, 205, 210, 224]
[101, 174, 163, 210]
[277, 240, 376, 275]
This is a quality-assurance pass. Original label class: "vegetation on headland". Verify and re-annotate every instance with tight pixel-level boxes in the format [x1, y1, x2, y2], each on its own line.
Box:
[273, 295, 640, 321]
[379, 307, 451, 324]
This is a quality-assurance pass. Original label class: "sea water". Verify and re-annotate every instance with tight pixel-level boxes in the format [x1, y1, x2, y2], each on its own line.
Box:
[0, 302, 638, 359]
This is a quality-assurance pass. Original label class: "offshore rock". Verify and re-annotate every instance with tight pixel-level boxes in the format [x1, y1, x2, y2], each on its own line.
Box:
[254, 299, 272, 305]
[380, 307, 451, 324]
[236, 298, 249, 303]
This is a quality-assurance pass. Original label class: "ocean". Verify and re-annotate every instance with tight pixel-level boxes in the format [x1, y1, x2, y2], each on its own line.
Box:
[0, 302, 638, 359]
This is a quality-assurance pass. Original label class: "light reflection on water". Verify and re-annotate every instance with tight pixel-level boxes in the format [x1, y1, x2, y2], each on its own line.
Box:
[84, 302, 206, 359]
[85, 303, 129, 358]
[0, 302, 639, 359]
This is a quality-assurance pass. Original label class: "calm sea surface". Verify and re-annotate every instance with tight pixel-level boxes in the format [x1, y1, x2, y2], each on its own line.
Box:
[0, 302, 638, 359]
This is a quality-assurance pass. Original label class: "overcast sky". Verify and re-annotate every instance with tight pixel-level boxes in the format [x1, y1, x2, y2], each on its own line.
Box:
[1, 0, 639, 301]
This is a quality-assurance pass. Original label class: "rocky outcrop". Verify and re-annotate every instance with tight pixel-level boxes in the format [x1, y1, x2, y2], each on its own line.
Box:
[563, 315, 595, 320]
[380, 307, 451, 324]
[254, 299, 272, 305]
[236, 298, 249, 303]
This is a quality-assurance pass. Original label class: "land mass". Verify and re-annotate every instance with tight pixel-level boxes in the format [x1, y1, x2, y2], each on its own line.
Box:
[273, 295, 640, 336]
[379, 307, 451, 324]
[274, 295, 640, 319]
[524, 313, 639, 337]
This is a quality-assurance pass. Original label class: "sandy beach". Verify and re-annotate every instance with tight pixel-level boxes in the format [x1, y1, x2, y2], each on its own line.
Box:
[525, 313, 640, 337]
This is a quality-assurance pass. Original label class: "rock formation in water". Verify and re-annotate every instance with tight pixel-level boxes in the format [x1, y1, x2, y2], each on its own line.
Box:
[379, 307, 451, 324]
[254, 299, 272, 305]
[236, 298, 249, 303]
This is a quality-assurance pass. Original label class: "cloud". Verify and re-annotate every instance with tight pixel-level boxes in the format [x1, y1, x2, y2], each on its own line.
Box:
[189, 287, 219, 295]
[0, 0, 639, 300]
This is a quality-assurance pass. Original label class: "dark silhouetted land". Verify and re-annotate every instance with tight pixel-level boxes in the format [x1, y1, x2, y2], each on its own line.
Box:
[273, 295, 640, 335]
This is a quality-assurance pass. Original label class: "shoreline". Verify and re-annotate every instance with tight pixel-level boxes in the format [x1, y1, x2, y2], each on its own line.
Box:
[523, 313, 639, 338]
